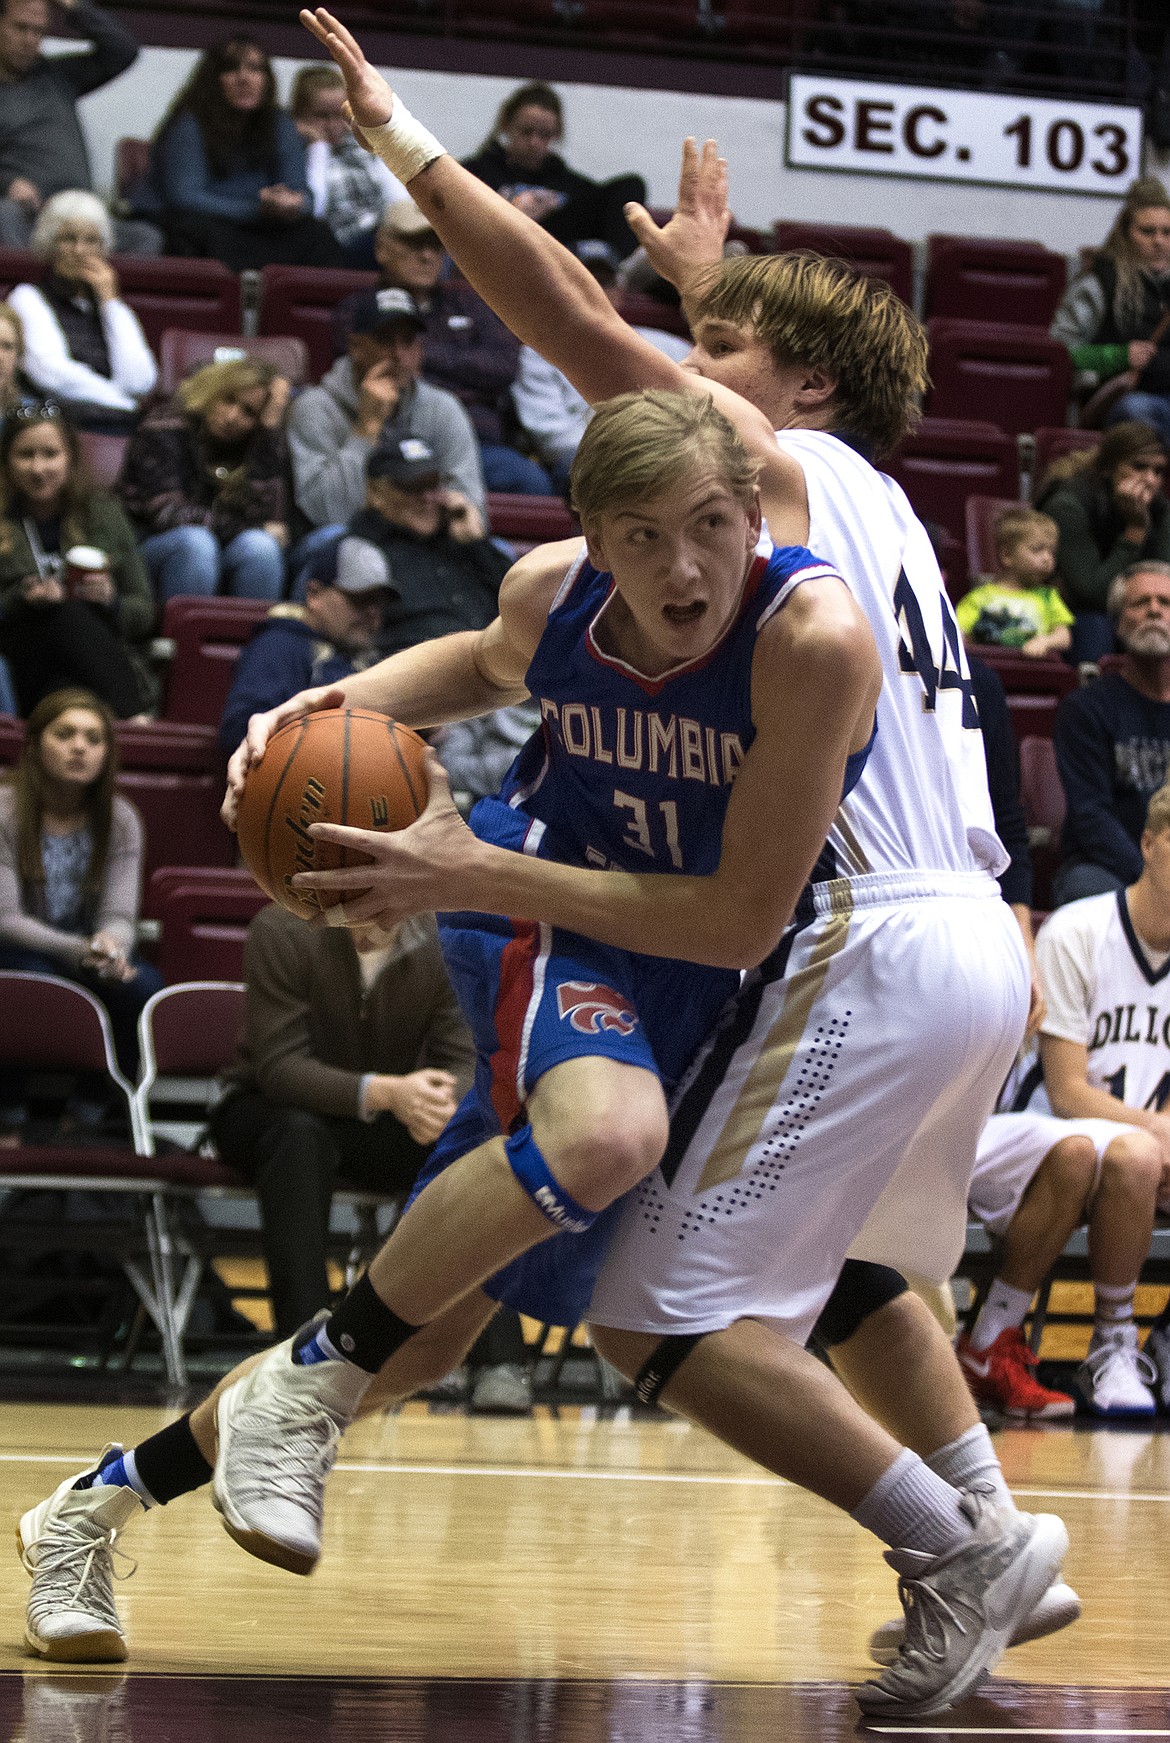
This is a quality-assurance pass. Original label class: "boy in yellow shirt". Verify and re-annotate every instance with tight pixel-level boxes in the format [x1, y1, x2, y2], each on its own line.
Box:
[957, 506, 1073, 658]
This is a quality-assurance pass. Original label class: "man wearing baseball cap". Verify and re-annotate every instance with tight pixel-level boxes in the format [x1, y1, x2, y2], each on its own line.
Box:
[288, 279, 485, 548]
[334, 198, 553, 496]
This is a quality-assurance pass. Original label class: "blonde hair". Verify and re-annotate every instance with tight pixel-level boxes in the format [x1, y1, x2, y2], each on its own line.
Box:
[1145, 780, 1170, 838]
[177, 356, 277, 418]
[689, 251, 929, 459]
[290, 64, 344, 118]
[1098, 175, 1170, 328]
[996, 506, 1058, 559]
[569, 390, 759, 527]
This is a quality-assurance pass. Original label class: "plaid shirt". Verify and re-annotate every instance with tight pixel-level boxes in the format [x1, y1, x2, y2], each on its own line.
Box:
[322, 135, 390, 246]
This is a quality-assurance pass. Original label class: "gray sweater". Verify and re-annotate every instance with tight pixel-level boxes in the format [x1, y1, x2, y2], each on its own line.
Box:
[287, 356, 485, 529]
[0, 785, 143, 963]
[0, 0, 139, 199]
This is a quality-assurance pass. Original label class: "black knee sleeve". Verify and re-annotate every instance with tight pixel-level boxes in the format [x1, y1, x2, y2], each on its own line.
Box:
[632, 1332, 709, 1407]
[811, 1259, 909, 1351]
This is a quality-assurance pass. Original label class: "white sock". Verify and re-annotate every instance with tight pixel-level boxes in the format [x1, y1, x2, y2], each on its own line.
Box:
[970, 1279, 1034, 1351]
[1093, 1281, 1136, 1342]
[927, 1423, 1014, 1511]
[851, 1447, 973, 1557]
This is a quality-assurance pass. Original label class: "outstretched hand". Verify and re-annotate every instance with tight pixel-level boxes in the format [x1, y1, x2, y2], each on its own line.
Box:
[300, 8, 395, 138]
[291, 749, 482, 931]
[623, 137, 730, 295]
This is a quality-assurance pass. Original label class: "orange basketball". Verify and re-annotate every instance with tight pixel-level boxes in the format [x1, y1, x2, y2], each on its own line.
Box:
[236, 708, 429, 920]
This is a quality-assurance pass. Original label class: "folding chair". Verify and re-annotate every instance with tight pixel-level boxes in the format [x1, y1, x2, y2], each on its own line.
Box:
[0, 971, 188, 1383]
[964, 494, 1028, 581]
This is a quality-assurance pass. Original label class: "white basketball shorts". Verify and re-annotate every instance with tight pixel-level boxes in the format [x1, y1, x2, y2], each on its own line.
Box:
[588, 872, 1029, 1347]
[967, 1110, 1139, 1237]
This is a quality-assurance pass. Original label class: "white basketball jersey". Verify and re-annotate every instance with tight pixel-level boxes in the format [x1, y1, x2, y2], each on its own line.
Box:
[1015, 891, 1170, 1115]
[775, 430, 1006, 884]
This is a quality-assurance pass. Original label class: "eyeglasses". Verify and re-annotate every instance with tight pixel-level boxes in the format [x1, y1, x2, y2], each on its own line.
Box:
[11, 401, 63, 423]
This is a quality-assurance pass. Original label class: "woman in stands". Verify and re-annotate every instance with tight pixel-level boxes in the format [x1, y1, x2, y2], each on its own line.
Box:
[7, 194, 158, 434]
[461, 82, 644, 262]
[1051, 176, 1170, 446]
[0, 688, 162, 1138]
[145, 36, 344, 273]
[0, 307, 36, 435]
[0, 405, 156, 717]
[1036, 420, 1170, 661]
[119, 356, 290, 604]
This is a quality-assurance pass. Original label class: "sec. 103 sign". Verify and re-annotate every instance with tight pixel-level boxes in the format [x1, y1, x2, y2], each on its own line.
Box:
[786, 74, 1144, 197]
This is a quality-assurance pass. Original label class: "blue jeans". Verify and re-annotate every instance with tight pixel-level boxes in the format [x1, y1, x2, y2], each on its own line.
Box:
[0, 653, 17, 716]
[480, 443, 557, 497]
[1051, 860, 1126, 906]
[142, 526, 286, 603]
[1104, 391, 1170, 449]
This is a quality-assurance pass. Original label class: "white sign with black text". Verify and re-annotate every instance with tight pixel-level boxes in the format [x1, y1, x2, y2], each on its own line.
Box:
[786, 74, 1144, 197]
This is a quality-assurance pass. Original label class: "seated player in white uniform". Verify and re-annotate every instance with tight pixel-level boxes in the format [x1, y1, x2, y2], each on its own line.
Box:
[970, 779, 1170, 1416]
[15, 27, 1073, 1717]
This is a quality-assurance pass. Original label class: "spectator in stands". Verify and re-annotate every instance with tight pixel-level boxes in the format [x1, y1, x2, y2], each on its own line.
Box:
[462, 82, 645, 262]
[290, 64, 402, 269]
[1052, 559, 1170, 904]
[209, 900, 473, 1337]
[143, 36, 342, 273]
[1051, 177, 1170, 446]
[511, 241, 692, 492]
[217, 535, 388, 755]
[0, 405, 154, 716]
[118, 356, 289, 605]
[288, 289, 483, 562]
[334, 200, 549, 497]
[0, 688, 162, 1137]
[0, 304, 34, 430]
[7, 192, 157, 432]
[0, 0, 159, 255]
[1036, 421, 1170, 663]
[957, 505, 1073, 659]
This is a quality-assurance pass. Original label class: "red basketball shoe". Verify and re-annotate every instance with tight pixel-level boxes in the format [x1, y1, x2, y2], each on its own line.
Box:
[957, 1327, 1076, 1419]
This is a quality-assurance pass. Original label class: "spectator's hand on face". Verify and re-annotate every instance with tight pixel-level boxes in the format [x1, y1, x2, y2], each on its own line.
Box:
[260, 375, 292, 428]
[73, 566, 115, 609]
[1114, 469, 1158, 530]
[21, 573, 63, 606]
[441, 489, 484, 542]
[7, 176, 40, 212]
[75, 257, 118, 305]
[356, 359, 401, 436]
[1128, 340, 1158, 372]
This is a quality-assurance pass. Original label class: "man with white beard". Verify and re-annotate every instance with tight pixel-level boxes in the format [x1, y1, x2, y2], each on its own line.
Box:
[1054, 562, 1170, 904]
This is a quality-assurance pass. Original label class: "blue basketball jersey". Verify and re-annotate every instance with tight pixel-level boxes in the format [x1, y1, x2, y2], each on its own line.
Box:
[496, 543, 845, 874]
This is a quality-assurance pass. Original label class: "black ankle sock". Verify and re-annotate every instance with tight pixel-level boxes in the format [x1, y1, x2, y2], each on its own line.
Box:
[131, 1413, 213, 1506]
[305, 1272, 421, 1374]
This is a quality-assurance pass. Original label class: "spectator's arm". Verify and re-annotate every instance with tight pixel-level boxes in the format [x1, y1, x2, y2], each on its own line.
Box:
[117, 424, 214, 536]
[424, 290, 519, 405]
[53, 0, 139, 96]
[155, 113, 260, 222]
[304, 138, 330, 217]
[8, 285, 136, 410]
[287, 391, 370, 527]
[1047, 487, 1138, 614]
[100, 300, 157, 399]
[1054, 695, 1145, 884]
[91, 797, 141, 955]
[511, 346, 588, 468]
[0, 800, 88, 963]
[418, 389, 485, 512]
[1049, 272, 1129, 376]
[103, 500, 155, 641]
[273, 112, 311, 200]
[245, 921, 366, 1118]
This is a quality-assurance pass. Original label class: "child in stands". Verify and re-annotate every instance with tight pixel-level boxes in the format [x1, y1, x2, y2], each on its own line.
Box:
[957, 506, 1073, 659]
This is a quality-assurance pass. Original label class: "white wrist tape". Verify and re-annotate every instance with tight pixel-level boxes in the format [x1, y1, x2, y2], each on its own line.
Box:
[358, 100, 446, 183]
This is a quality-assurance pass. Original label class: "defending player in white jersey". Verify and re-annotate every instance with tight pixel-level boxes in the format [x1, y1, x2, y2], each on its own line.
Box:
[968, 779, 1170, 1415]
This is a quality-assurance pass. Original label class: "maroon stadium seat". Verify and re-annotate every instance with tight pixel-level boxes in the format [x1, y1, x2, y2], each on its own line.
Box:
[160, 596, 269, 728]
[488, 492, 576, 554]
[1005, 692, 1061, 743]
[76, 429, 128, 491]
[111, 257, 242, 353]
[155, 877, 269, 983]
[0, 713, 23, 764]
[158, 329, 309, 393]
[114, 136, 151, 204]
[258, 264, 379, 381]
[0, 245, 38, 298]
[1031, 425, 1098, 495]
[925, 318, 1074, 436]
[617, 291, 691, 341]
[974, 649, 1077, 700]
[115, 721, 235, 883]
[770, 221, 913, 307]
[144, 863, 263, 923]
[1019, 732, 1067, 906]
[925, 236, 1067, 327]
[965, 494, 1028, 581]
[887, 418, 1019, 563]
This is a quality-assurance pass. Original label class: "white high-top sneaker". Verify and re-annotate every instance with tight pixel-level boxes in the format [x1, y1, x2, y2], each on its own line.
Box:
[19, 1451, 142, 1662]
[1078, 1325, 1158, 1417]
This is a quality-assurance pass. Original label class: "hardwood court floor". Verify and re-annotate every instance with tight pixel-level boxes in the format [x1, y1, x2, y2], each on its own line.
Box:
[2, 1400, 1170, 1739]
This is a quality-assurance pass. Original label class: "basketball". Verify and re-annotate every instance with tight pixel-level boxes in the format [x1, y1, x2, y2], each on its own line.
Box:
[235, 708, 429, 920]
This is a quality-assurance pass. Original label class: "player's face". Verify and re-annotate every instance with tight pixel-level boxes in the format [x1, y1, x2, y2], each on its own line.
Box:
[686, 318, 823, 432]
[586, 465, 761, 674]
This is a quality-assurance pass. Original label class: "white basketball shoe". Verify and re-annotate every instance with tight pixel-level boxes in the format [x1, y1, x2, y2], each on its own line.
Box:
[19, 1451, 142, 1662]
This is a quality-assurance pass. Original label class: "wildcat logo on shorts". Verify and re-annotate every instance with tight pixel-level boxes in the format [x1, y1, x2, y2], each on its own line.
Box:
[556, 981, 638, 1035]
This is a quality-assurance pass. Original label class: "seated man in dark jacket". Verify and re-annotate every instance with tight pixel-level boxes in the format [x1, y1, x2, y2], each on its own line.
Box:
[217, 535, 389, 755]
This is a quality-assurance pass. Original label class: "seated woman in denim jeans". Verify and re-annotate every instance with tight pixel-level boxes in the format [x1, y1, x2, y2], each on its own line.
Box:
[0, 688, 162, 1137]
[118, 357, 290, 603]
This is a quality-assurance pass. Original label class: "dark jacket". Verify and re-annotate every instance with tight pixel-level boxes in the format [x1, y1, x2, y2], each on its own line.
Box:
[334, 278, 520, 446]
[1055, 670, 1170, 884]
[1037, 468, 1170, 615]
[0, 489, 154, 641]
[1091, 257, 1170, 397]
[0, 0, 137, 198]
[347, 506, 510, 657]
[218, 609, 377, 755]
[118, 398, 287, 545]
[969, 655, 1032, 909]
[461, 138, 598, 207]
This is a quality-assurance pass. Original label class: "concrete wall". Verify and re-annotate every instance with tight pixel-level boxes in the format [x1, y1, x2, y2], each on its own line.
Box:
[59, 39, 1164, 258]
